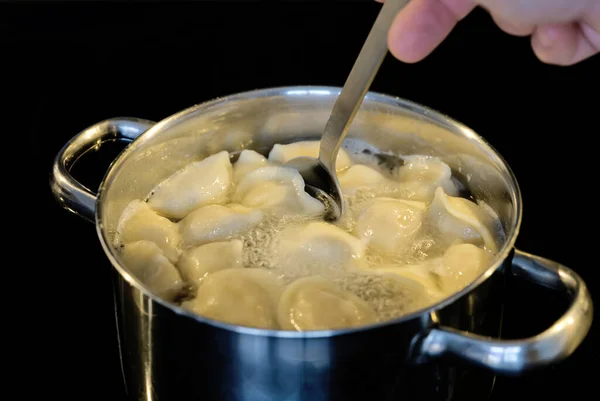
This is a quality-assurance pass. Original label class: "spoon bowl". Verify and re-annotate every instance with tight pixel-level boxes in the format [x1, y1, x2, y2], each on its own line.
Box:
[284, 156, 343, 221]
[284, 0, 409, 221]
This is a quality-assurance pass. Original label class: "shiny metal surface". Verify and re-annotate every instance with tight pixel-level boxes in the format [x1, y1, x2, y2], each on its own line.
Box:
[50, 86, 594, 401]
[288, 0, 409, 220]
[50, 118, 155, 222]
[417, 249, 593, 375]
[282, 156, 343, 222]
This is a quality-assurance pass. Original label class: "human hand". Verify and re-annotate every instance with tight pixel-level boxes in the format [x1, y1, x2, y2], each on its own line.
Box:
[378, 0, 600, 66]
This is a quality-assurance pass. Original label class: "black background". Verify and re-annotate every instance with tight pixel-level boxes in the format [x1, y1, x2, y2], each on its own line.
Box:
[8, 0, 599, 400]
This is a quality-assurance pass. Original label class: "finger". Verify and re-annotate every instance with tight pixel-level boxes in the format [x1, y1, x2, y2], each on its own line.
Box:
[478, 0, 593, 26]
[387, 0, 476, 63]
[532, 22, 600, 66]
[490, 13, 534, 37]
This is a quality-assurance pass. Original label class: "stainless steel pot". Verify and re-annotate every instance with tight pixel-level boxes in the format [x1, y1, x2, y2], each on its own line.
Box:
[51, 86, 593, 401]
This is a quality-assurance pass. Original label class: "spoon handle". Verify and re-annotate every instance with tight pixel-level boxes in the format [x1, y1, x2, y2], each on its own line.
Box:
[319, 0, 409, 171]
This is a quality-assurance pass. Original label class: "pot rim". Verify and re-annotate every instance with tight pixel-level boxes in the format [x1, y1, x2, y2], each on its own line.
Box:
[95, 85, 523, 338]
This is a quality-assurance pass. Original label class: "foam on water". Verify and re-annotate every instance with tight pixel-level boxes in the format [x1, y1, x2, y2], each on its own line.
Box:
[233, 213, 316, 271]
[113, 140, 507, 326]
[333, 271, 429, 321]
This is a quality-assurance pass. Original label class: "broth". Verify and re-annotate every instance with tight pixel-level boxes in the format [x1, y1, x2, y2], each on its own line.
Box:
[114, 140, 504, 331]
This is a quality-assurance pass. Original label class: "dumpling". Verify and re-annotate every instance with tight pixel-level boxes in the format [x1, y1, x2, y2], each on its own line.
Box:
[277, 275, 377, 331]
[338, 164, 396, 196]
[434, 243, 494, 293]
[376, 243, 494, 299]
[335, 271, 432, 320]
[120, 240, 184, 300]
[232, 150, 269, 183]
[179, 203, 263, 247]
[428, 187, 498, 252]
[353, 198, 427, 256]
[268, 140, 352, 172]
[271, 221, 367, 273]
[116, 199, 181, 262]
[177, 240, 244, 290]
[232, 166, 325, 216]
[147, 151, 233, 219]
[393, 155, 459, 202]
[182, 268, 284, 329]
[375, 264, 445, 301]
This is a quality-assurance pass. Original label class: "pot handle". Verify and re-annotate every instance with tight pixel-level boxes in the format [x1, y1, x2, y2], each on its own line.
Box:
[50, 117, 156, 223]
[417, 248, 593, 375]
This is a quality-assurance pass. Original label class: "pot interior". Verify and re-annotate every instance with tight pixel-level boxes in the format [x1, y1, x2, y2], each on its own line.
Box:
[98, 86, 521, 308]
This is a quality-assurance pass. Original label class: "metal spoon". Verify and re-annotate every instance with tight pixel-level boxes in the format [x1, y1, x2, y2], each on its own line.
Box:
[284, 0, 410, 221]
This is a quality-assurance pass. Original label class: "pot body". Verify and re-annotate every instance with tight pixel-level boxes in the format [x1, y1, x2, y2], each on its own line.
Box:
[113, 254, 507, 401]
[51, 87, 593, 401]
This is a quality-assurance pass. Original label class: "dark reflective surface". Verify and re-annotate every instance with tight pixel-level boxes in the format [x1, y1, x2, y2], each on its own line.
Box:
[111, 256, 507, 401]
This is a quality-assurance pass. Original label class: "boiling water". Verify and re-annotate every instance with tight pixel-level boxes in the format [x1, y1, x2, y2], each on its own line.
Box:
[115, 143, 506, 324]
[228, 197, 450, 321]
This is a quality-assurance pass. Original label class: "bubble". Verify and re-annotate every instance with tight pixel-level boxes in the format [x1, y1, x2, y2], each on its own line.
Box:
[113, 142, 507, 325]
[333, 272, 427, 321]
